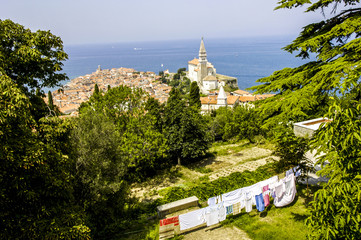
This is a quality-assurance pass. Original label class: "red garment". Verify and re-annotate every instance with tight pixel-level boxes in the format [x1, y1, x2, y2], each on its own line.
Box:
[262, 184, 270, 207]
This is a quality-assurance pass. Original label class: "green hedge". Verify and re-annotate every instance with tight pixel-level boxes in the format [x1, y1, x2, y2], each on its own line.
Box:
[161, 163, 277, 203]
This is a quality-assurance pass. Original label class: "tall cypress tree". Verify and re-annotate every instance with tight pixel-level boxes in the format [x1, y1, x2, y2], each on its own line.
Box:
[189, 81, 201, 109]
[48, 90, 54, 110]
[94, 84, 100, 96]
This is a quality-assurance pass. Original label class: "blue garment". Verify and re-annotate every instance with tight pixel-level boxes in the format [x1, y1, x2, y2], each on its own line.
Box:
[226, 205, 233, 215]
[255, 193, 265, 212]
[286, 169, 293, 177]
[294, 166, 301, 177]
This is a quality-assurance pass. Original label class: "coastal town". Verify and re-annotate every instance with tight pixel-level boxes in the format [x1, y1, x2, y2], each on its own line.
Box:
[52, 38, 275, 115]
[51, 66, 172, 115]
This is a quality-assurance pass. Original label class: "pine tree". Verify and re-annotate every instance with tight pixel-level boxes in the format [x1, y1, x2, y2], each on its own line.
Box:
[251, 1, 361, 129]
[251, 1, 361, 238]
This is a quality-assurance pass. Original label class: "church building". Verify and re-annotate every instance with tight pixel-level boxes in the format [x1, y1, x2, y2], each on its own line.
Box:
[187, 38, 219, 93]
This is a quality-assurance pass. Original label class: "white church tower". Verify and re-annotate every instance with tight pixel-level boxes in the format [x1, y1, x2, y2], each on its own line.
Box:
[217, 85, 227, 107]
[187, 38, 217, 93]
[197, 37, 208, 86]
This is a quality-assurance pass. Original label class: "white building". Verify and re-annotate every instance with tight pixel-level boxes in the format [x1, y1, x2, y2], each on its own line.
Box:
[187, 38, 218, 93]
[200, 85, 240, 113]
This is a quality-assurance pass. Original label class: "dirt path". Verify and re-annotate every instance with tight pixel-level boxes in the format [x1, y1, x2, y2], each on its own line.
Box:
[183, 225, 252, 240]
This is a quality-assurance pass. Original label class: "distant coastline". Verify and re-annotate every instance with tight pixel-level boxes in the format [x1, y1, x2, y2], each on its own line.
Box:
[52, 36, 307, 93]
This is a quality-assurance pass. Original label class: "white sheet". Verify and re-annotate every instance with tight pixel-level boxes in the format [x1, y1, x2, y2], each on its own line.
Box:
[179, 208, 206, 231]
[274, 174, 297, 207]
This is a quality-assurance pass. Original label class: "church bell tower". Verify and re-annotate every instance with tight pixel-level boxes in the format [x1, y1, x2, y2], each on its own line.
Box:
[198, 37, 208, 86]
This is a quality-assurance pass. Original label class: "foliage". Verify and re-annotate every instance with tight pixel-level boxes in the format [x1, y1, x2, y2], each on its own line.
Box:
[250, 1, 361, 129]
[0, 75, 90, 239]
[0, 19, 68, 95]
[28, 88, 49, 122]
[209, 107, 234, 140]
[306, 95, 361, 239]
[273, 127, 311, 175]
[189, 81, 201, 109]
[250, 1, 361, 239]
[47, 90, 61, 116]
[167, 68, 191, 95]
[93, 83, 100, 95]
[145, 97, 164, 132]
[177, 68, 186, 75]
[71, 109, 127, 199]
[163, 88, 212, 165]
[160, 163, 277, 203]
[210, 105, 263, 142]
[224, 105, 262, 143]
[48, 90, 54, 110]
[120, 114, 169, 182]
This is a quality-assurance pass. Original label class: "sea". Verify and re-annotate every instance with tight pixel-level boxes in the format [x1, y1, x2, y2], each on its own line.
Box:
[58, 36, 310, 92]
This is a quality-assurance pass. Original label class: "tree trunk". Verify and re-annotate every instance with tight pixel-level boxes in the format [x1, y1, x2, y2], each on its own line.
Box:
[177, 157, 181, 166]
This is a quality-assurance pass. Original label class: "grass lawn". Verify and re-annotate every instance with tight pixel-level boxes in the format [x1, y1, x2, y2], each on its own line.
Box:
[221, 185, 320, 240]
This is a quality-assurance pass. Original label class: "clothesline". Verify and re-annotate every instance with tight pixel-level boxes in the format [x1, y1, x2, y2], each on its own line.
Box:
[177, 167, 300, 231]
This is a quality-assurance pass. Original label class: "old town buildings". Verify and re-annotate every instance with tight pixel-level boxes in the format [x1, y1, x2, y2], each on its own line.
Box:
[51, 67, 171, 115]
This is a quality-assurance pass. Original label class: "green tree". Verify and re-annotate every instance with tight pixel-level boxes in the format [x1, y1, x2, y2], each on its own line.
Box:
[273, 128, 310, 175]
[145, 97, 164, 132]
[223, 105, 262, 143]
[71, 108, 129, 237]
[189, 81, 201, 109]
[307, 94, 361, 239]
[120, 114, 168, 181]
[210, 106, 234, 141]
[177, 67, 186, 75]
[0, 19, 68, 95]
[29, 88, 49, 121]
[47, 90, 60, 116]
[0, 75, 90, 239]
[163, 88, 211, 165]
[250, 1, 361, 238]
[48, 90, 54, 110]
[250, 1, 361, 129]
[93, 83, 100, 95]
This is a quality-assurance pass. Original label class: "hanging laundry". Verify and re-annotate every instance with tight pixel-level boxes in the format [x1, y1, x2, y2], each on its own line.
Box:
[218, 204, 226, 222]
[208, 196, 216, 206]
[222, 188, 243, 207]
[294, 166, 301, 177]
[232, 202, 242, 215]
[255, 193, 265, 212]
[245, 193, 253, 213]
[205, 208, 219, 226]
[226, 205, 233, 215]
[286, 168, 294, 177]
[179, 208, 206, 231]
[275, 182, 284, 199]
[262, 185, 270, 207]
[240, 183, 260, 206]
[272, 189, 276, 198]
[274, 174, 297, 208]
[216, 195, 222, 204]
[286, 166, 301, 177]
[204, 203, 226, 226]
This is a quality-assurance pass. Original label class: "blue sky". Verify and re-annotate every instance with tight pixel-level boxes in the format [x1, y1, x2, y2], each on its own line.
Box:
[1, 0, 324, 45]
